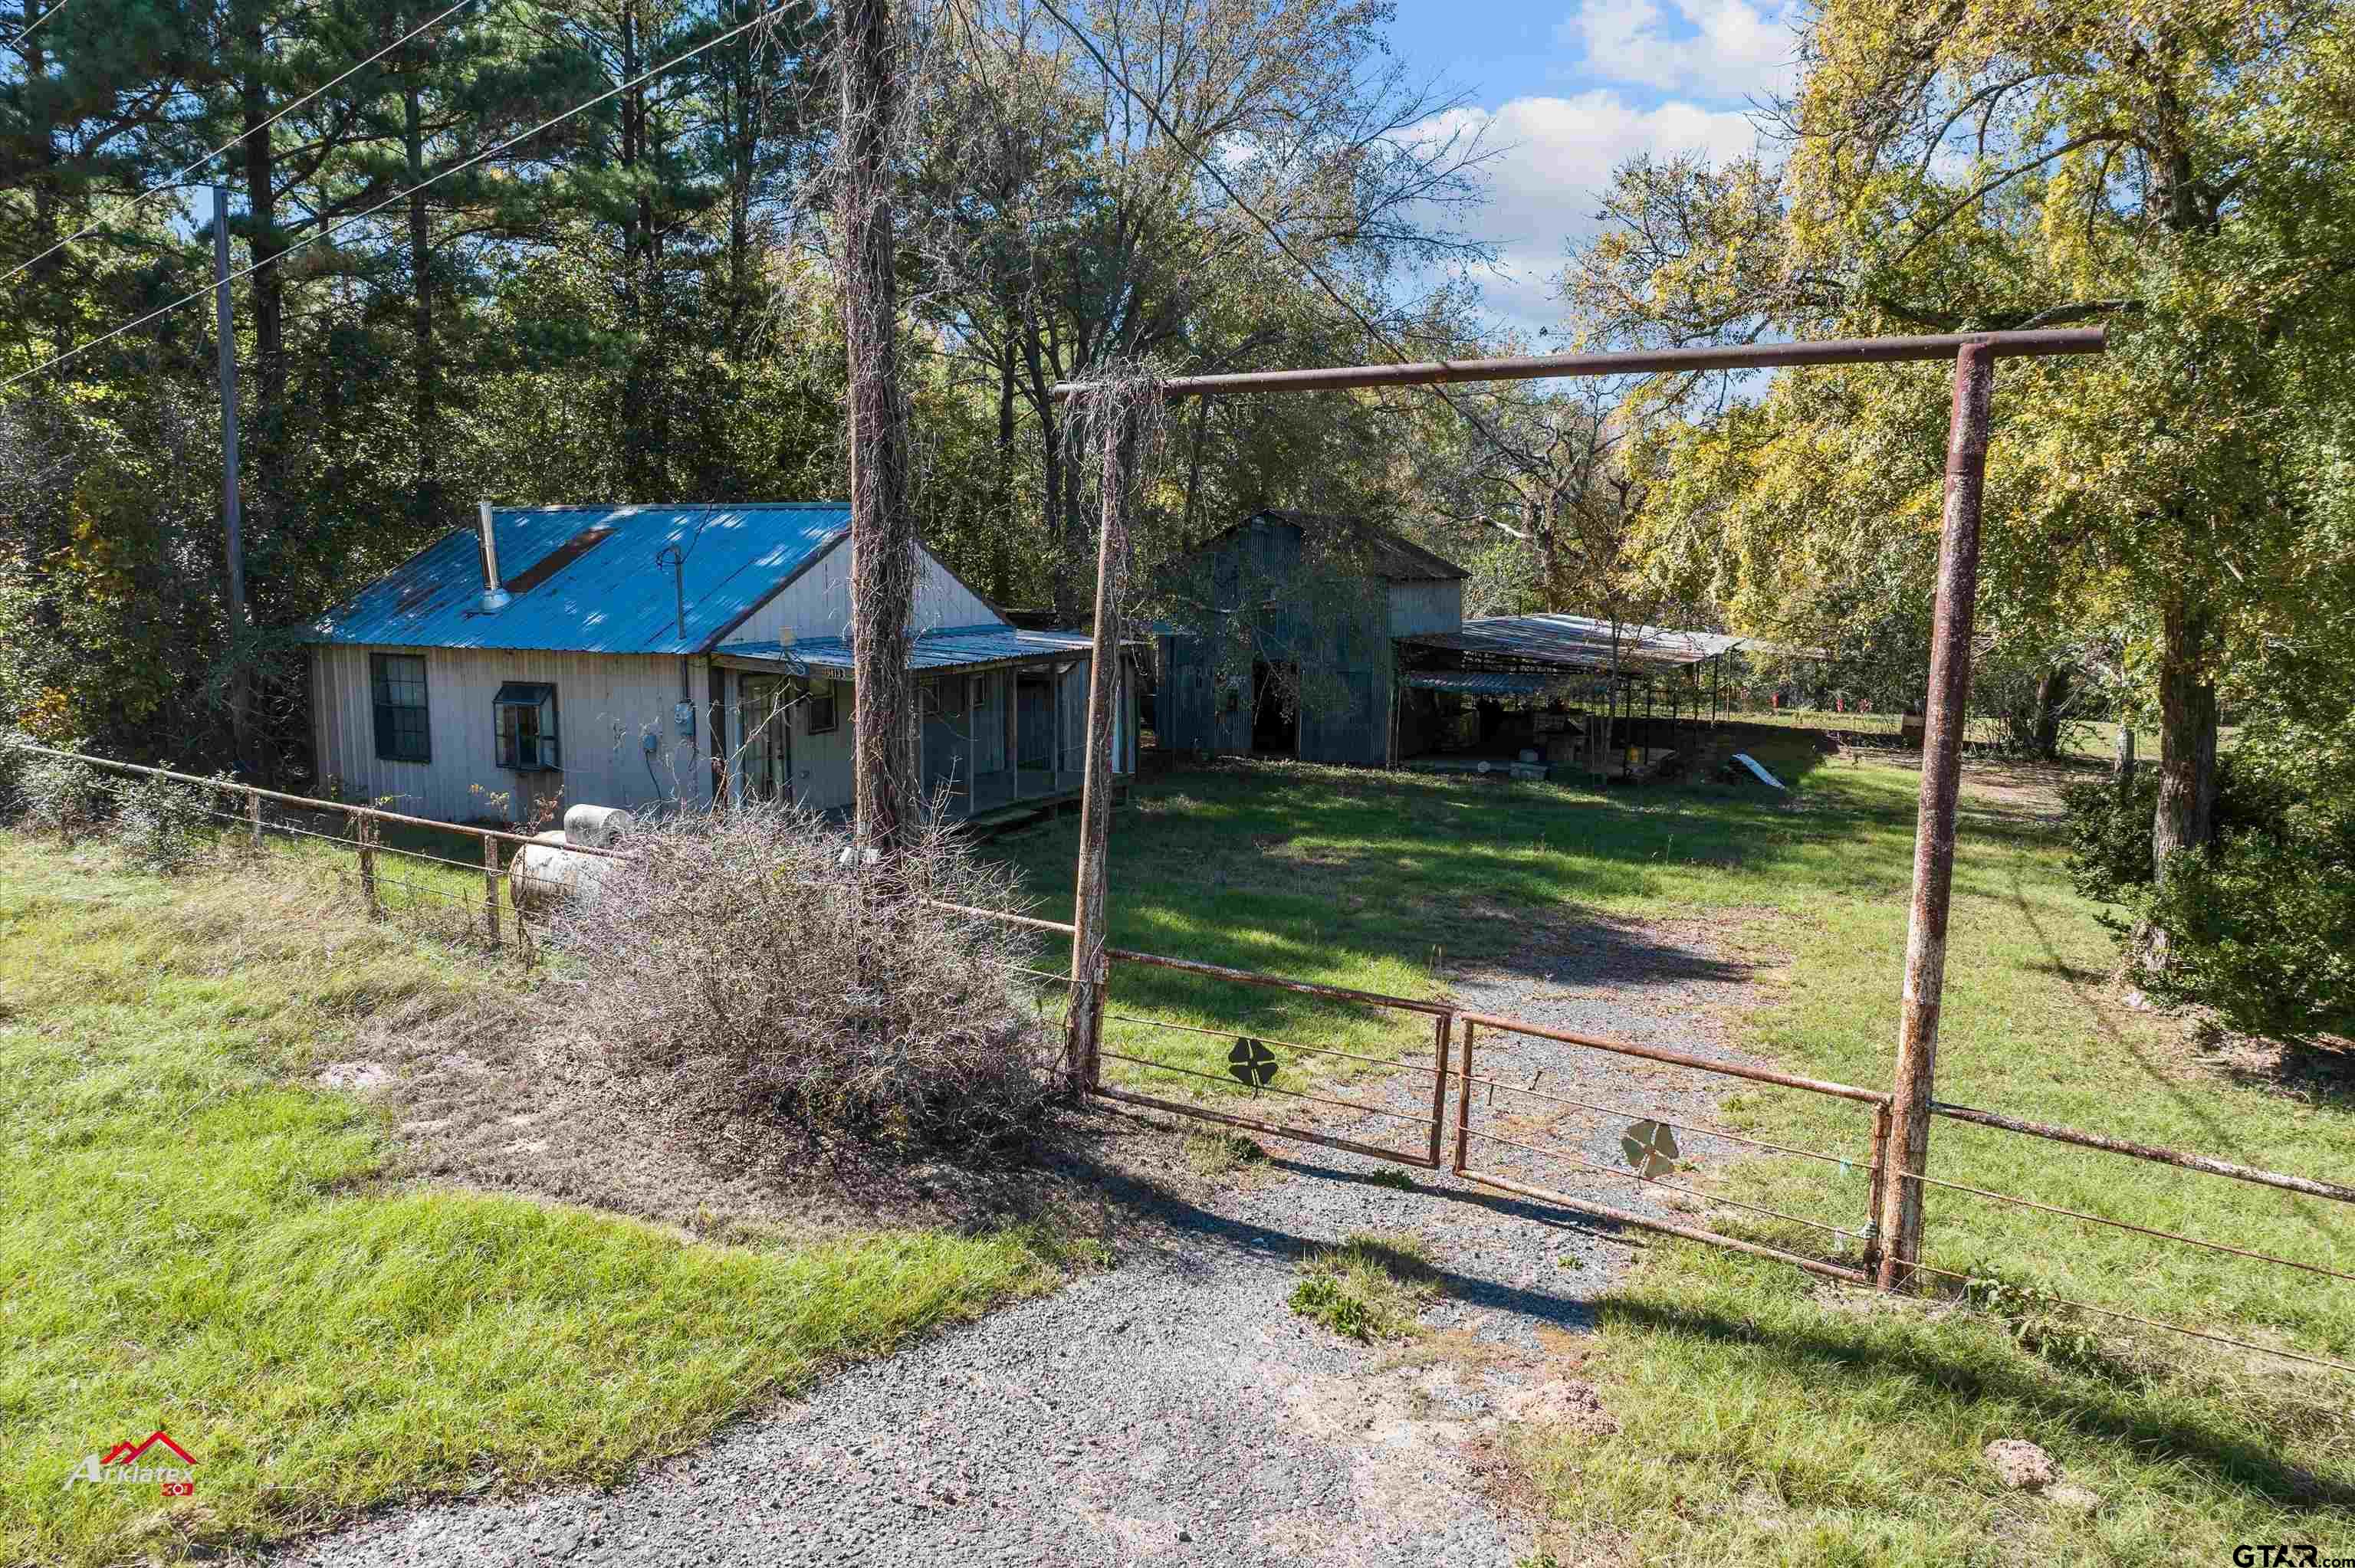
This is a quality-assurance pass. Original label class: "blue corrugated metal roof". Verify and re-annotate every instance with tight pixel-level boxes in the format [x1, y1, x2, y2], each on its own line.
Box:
[304, 504, 855, 654]
[721, 626, 1099, 673]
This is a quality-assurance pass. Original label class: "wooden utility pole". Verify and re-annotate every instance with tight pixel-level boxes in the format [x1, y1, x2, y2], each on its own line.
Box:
[213, 185, 251, 766]
[1066, 411, 1133, 1092]
[837, 0, 915, 851]
[1877, 341, 1994, 1288]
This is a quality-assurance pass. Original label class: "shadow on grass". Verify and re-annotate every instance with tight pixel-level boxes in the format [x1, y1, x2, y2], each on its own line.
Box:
[1040, 1107, 2355, 1515]
[1595, 1290, 2355, 1513]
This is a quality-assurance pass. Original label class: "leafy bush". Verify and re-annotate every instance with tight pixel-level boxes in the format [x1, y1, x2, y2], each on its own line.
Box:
[2058, 772, 2161, 902]
[16, 754, 109, 843]
[548, 799, 1056, 1150]
[113, 769, 221, 875]
[2064, 735, 2355, 1044]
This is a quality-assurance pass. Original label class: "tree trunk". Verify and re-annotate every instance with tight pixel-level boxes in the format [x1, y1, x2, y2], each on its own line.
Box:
[1181, 391, 1210, 541]
[2113, 723, 2136, 801]
[838, 0, 915, 849]
[2030, 663, 2071, 759]
[239, 28, 284, 560]
[2152, 599, 2219, 866]
[2146, 597, 2220, 966]
[1023, 327, 1069, 617]
[405, 77, 437, 528]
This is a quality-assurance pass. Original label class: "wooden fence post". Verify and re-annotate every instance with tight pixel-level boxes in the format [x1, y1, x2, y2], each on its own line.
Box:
[1067, 401, 1135, 1096]
[481, 831, 502, 950]
[357, 815, 379, 920]
[246, 787, 262, 853]
[1877, 341, 1994, 1289]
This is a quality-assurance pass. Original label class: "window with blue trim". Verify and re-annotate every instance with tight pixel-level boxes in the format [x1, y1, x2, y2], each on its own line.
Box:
[494, 683, 561, 771]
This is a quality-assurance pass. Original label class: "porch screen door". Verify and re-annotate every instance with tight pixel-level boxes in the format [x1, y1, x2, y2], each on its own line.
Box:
[741, 676, 791, 802]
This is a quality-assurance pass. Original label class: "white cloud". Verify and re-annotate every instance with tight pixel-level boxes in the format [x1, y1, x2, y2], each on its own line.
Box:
[1418, 93, 1761, 330]
[1559, 0, 1802, 104]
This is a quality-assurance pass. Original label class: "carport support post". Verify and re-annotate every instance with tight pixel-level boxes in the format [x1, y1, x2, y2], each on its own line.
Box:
[1878, 341, 1993, 1290]
[1068, 409, 1133, 1094]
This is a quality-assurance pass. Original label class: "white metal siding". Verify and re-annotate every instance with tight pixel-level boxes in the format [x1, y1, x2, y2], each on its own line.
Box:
[1388, 579, 1463, 638]
[724, 538, 1004, 646]
[314, 645, 708, 822]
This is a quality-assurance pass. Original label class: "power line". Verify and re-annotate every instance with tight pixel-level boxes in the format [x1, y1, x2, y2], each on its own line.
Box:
[2, 0, 798, 392]
[7, 0, 84, 46]
[1017, 0, 1550, 476]
[2, 0, 480, 285]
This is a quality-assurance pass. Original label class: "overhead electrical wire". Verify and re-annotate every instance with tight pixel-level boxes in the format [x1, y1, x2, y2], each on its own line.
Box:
[1015, 0, 1563, 481]
[2, 0, 800, 392]
[5, 0, 84, 46]
[2, 0, 481, 285]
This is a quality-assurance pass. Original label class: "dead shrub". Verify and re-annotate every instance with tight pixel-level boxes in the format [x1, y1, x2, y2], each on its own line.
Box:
[547, 798, 1058, 1150]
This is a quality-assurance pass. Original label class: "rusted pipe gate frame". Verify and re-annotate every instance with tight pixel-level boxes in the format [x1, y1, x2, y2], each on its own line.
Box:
[1049, 326, 2108, 1288]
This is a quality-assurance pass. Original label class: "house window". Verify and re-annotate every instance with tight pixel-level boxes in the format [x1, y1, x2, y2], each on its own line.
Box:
[806, 679, 839, 734]
[920, 675, 967, 718]
[370, 653, 431, 763]
[494, 683, 561, 771]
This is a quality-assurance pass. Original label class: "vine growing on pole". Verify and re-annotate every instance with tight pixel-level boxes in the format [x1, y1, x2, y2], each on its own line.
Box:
[1061, 356, 1168, 1089]
[837, 0, 917, 851]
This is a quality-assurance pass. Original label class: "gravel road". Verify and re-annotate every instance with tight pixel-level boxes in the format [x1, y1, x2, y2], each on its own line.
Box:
[283, 912, 1772, 1567]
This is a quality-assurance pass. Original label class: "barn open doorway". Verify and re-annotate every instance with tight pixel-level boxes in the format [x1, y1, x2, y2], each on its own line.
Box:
[1250, 658, 1299, 756]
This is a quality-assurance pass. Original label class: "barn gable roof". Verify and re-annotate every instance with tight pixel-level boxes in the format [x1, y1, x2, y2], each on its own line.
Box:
[302, 503, 955, 656]
[1200, 510, 1469, 582]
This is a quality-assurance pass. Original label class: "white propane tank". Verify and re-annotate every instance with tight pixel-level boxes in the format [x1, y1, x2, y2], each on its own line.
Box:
[562, 802, 636, 848]
[510, 842, 625, 910]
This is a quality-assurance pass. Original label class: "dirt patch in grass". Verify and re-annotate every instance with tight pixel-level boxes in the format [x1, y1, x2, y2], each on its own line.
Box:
[353, 988, 1162, 1247]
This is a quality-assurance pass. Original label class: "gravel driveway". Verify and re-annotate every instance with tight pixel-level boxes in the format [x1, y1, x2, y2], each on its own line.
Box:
[283, 911, 1772, 1567]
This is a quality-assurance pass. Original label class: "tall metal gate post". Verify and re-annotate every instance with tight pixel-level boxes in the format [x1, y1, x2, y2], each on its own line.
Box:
[1878, 341, 1994, 1288]
[1427, 1012, 1453, 1168]
[1068, 405, 1133, 1096]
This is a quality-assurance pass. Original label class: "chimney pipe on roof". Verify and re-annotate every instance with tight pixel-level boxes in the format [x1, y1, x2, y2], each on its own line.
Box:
[478, 501, 512, 612]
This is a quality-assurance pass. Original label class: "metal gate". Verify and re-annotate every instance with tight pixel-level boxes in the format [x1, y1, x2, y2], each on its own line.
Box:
[1088, 946, 1453, 1169]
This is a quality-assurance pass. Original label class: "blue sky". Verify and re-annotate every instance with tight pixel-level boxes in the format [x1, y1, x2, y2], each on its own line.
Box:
[1384, 0, 1799, 333]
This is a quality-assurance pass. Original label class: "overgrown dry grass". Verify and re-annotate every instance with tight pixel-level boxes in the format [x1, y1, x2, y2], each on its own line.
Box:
[548, 798, 1058, 1150]
[0, 837, 1083, 1566]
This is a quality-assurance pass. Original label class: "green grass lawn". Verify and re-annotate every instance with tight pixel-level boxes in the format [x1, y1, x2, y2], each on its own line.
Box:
[0, 840, 1075, 1566]
[1000, 751, 2355, 1563]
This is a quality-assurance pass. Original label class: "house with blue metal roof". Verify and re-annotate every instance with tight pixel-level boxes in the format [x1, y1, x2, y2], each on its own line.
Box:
[302, 503, 1135, 823]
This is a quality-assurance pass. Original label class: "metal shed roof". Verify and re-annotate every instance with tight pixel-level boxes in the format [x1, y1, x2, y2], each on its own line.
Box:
[1404, 613, 1745, 672]
[303, 503, 856, 655]
[1197, 511, 1469, 582]
[1401, 671, 1582, 696]
[718, 625, 1100, 674]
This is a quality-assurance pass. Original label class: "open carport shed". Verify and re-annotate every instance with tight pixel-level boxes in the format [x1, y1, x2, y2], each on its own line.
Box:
[1394, 613, 1748, 779]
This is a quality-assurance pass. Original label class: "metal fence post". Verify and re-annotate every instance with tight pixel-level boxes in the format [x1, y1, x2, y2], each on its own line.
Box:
[1453, 1019, 1477, 1175]
[357, 814, 379, 920]
[1863, 1102, 1891, 1277]
[1878, 341, 1993, 1289]
[1426, 1011, 1452, 1169]
[481, 831, 502, 951]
